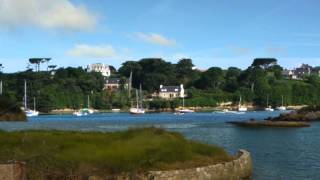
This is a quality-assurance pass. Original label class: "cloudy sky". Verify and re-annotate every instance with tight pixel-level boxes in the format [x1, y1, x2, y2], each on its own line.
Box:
[0, 0, 320, 72]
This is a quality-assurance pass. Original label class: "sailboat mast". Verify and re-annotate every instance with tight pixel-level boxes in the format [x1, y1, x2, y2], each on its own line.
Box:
[239, 96, 242, 107]
[128, 71, 132, 98]
[136, 90, 139, 109]
[182, 97, 185, 108]
[87, 95, 90, 109]
[33, 97, 36, 111]
[24, 80, 27, 110]
[0, 80, 2, 95]
[139, 84, 143, 109]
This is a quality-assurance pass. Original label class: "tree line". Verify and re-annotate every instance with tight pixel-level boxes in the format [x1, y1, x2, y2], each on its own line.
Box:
[0, 58, 319, 112]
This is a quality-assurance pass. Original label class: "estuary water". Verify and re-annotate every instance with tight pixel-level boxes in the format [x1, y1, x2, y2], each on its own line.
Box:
[0, 111, 319, 179]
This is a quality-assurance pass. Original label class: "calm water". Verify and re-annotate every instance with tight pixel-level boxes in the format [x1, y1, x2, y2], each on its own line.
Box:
[0, 111, 319, 179]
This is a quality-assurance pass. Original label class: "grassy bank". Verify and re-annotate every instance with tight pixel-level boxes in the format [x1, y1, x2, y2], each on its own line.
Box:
[0, 128, 231, 178]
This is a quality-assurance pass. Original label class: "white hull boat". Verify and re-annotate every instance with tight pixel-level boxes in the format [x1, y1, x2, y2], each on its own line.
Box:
[215, 109, 245, 114]
[130, 86, 145, 115]
[112, 108, 121, 112]
[265, 95, 274, 111]
[276, 96, 287, 111]
[276, 106, 286, 111]
[73, 111, 87, 116]
[238, 95, 248, 112]
[23, 80, 39, 117]
[129, 108, 145, 114]
[238, 107, 248, 112]
[176, 96, 194, 114]
[178, 109, 194, 113]
[25, 110, 39, 117]
[265, 107, 274, 112]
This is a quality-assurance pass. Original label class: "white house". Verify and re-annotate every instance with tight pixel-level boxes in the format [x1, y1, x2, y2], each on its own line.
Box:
[87, 63, 111, 77]
[283, 64, 320, 80]
[158, 84, 185, 99]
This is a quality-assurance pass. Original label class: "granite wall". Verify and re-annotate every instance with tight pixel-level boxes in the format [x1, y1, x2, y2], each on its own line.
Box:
[147, 149, 252, 180]
[0, 162, 26, 180]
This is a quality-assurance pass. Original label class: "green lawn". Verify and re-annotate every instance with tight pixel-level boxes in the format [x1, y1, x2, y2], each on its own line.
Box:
[0, 128, 232, 178]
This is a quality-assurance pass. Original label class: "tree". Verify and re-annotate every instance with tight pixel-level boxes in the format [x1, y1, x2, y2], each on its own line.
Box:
[119, 58, 177, 91]
[195, 67, 224, 89]
[239, 67, 267, 92]
[251, 58, 277, 69]
[48, 65, 57, 71]
[224, 67, 241, 92]
[118, 61, 143, 88]
[176, 58, 194, 76]
[175, 58, 197, 86]
[109, 66, 117, 74]
[29, 58, 51, 72]
[0, 63, 3, 73]
[44, 58, 51, 71]
[267, 65, 283, 79]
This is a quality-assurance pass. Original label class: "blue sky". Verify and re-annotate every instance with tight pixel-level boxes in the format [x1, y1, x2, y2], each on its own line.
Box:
[0, 0, 320, 72]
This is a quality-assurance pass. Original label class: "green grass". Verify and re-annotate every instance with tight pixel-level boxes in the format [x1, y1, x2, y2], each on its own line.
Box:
[0, 128, 231, 178]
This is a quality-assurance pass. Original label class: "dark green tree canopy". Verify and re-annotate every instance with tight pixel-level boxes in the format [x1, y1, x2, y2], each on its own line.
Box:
[251, 58, 277, 69]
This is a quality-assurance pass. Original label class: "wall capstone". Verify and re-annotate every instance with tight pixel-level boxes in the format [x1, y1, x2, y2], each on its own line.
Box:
[0, 161, 26, 180]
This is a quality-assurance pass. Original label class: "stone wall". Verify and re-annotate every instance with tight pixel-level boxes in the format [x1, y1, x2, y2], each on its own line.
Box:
[0, 162, 26, 180]
[147, 149, 252, 180]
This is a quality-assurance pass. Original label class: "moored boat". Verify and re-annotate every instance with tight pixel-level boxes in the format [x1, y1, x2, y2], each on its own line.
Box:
[238, 95, 248, 112]
[276, 95, 287, 111]
[177, 96, 194, 113]
[23, 80, 39, 117]
[130, 86, 145, 115]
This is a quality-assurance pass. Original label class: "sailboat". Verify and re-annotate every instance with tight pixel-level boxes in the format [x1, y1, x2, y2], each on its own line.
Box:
[130, 86, 145, 114]
[73, 110, 86, 116]
[24, 80, 39, 117]
[82, 95, 94, 114]
[238, 95, 248, 112]
[276, 95, 286, 111]
[178, 96, 194, 113]
[265, 95, 274, 111]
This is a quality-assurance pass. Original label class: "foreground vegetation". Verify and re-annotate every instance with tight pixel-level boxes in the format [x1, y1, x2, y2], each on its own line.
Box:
[0, 128, 231, 178]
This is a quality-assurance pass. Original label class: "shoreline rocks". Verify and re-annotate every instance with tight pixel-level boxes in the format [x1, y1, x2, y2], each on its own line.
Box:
[228, 120, 310, 128]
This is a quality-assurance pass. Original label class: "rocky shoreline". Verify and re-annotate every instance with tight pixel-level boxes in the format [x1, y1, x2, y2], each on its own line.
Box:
[229, 106, 320, 128]
[0, 112, 26, 122]
[228, 120, 310, 128]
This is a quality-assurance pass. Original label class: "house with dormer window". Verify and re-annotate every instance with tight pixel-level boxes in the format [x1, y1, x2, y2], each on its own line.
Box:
[158, 84, 185, 99]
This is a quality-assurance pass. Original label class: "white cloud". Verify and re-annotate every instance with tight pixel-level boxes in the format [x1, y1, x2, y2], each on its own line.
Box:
[0, 0, 96, 31]
[68, 44, 116, 58]
[136, 32, 176, 47]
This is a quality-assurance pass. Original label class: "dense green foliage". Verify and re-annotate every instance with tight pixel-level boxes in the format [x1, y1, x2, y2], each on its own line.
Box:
[1, 58, 320, 112]
[0, 128, 231, 178]
[0, 68, 129, 112]
[118, 58, 320, 108]
[0, 95, 26, 121]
